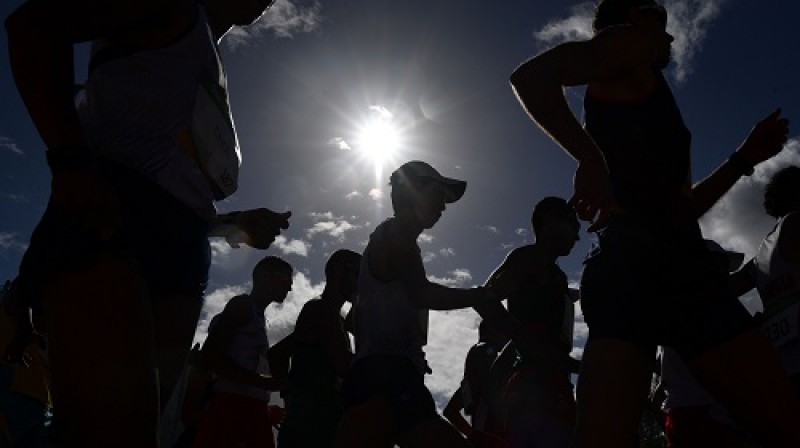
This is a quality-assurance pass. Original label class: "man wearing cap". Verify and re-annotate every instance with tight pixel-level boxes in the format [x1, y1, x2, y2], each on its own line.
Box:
[334, 161, 507, 448]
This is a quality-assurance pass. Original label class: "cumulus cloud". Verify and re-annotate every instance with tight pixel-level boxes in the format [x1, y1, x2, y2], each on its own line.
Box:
[306, 220, 360, 241]
[0, 136, 23, 155]
[424, 309, 482, 409]
[427, 269, 474, 288]
[345, 191, 362, 200]
[422, 252, 437, 263]
[209, 240, 233, 265]
[418, 233, 435, 244]
[700, 140, 800, 258]
[272, 235, 311, 257]
[0, 232, 27, 252]
[328, 137, 351, 151]
[368, 188, 384, 201]
[439, 247, 456, 257]
[479, 225, 500, 234]
[533, 0, 726, 83]
[224, 0, 322, 49]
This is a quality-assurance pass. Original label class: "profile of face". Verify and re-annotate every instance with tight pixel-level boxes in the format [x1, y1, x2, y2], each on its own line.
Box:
[544, 214, 580, 256]
[413, 181, 448, 229]
[260, 269, 293, 303]
[630, 5, 674, 69]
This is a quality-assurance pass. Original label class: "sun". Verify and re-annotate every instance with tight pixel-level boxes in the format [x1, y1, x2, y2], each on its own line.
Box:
[355, 117, 400, 166]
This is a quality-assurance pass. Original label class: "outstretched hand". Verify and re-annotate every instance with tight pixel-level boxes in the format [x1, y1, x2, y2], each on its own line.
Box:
[228, 208, 291, 249]
[737, 108, 790, 166]
[569, 154, 617, 232]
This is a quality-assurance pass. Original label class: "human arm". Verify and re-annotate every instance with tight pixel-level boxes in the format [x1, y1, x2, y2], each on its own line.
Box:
[692, 109, 789, 218]
[509, 27, 656, 230]
[370, 225, 500, 310]
[209, 209, 291, 249]
[443, 385, 472, 437]
[202, 296, 282, 391]
[778, 213, 800, 265]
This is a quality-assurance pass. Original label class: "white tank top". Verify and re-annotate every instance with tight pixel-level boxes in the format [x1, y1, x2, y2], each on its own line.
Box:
[78, 7, 230, 222]
[353, 220, 429, 374]
[210, 297, 271, 402]
[756, 212, 800, 375]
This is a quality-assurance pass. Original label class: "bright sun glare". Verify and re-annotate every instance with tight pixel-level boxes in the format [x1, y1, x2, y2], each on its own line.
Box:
[356, 119, 400, 166]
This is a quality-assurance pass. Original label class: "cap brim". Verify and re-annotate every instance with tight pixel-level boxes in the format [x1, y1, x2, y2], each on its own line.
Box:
[438, 178, 467, 203]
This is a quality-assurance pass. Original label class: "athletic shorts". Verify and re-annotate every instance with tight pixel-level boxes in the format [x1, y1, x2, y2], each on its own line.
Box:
[341, 354, 438, 434]
[17, 160, 210, 303]
[580, 217, 754, 360]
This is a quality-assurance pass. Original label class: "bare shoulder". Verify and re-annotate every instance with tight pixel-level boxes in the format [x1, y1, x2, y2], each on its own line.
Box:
[513, 25, 658, 88]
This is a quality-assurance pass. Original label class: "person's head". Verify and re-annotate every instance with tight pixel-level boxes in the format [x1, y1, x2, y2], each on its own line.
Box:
[764, 166, 800, 218]
[531, 197, 580, 256]
[251, 255, 293, 304]
[324, 249, 362, 301]
[389, 161, 467, 229]
[593, 0, 672, 68]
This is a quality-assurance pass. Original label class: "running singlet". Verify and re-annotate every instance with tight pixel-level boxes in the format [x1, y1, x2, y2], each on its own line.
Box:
[507, 262, 572, 356]
[756, 212, 800, 376]
[77, 7, 234, 222]
[353, 220, 429, 374]
[584, 72, 699, 243]
[209, 298, 272, 402]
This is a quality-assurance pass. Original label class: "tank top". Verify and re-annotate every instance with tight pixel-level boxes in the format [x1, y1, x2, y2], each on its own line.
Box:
[353, 220, 429, 374]
[78, 7, 231, 222]
[210, 297, 271, 402]
[584, 72, 700, 244]
[756, 212, 800, 375]
[507, 262, 573, 355]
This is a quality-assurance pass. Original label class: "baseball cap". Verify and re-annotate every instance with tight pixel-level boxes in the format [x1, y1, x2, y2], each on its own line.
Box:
[389, 161, 467, 203]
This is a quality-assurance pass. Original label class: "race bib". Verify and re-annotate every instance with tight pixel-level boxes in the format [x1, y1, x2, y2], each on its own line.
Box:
[761, 302, 800, 348]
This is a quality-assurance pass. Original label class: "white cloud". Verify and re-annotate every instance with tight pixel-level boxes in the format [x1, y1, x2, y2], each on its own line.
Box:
[427, 268, 474, 288]
[272, 235, 311, 257]
[479, 225, 500, 234]
[424, 309, 482, 409]
[533, 0, 727, 83]
[306, 220, 360, 241]
[422, 252, 437, 263]
[310, 211, 339, 221]
[700, 141, 800, 259]
[224, 0, 322, 49]
[0, 136, 23, 155]
[439, 247, 456, 257]
[368, 188, 384, 201]
[515, 228, 528, 236]
[209, 240, 232, 265]
[328, 137, 351, 151]
[345, 191, 362, 200]
[0, 232, 27, 252]
[417, 233, 435, 244]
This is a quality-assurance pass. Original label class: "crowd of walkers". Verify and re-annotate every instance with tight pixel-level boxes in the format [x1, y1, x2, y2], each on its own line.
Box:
[2, 0, 800, 446]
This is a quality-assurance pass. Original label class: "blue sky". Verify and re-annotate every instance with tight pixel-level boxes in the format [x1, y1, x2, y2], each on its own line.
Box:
[2, 0, 800, 409]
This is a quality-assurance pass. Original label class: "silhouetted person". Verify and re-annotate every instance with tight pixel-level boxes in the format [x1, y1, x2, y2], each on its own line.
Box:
[509, 0, 799, 446]
[443, 320, 509, 448]
[5, 0, 290, 444]
[193, 256, 293, 448]
[334, 161, 507, 448]
[276, 249, 361, 448]
[479, 197, 581, 448]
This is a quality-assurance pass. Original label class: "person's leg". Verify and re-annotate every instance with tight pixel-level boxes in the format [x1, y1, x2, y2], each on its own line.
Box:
[44, 252, 158, 447]
[574, 338, 654, 448]
[398, 416, 471, 448]
[688, 329, 800, 447]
